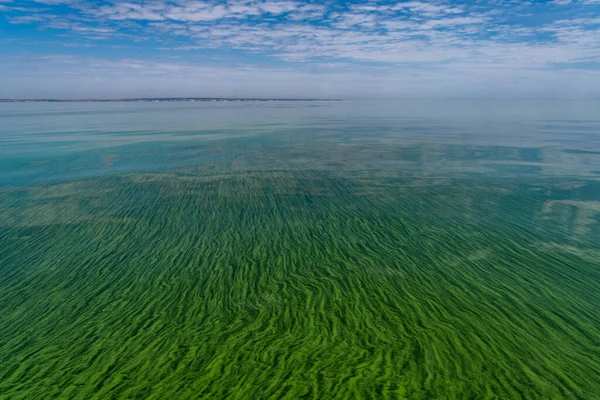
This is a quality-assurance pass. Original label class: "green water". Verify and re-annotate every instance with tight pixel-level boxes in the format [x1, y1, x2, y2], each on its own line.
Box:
[1, 101, 599, 399]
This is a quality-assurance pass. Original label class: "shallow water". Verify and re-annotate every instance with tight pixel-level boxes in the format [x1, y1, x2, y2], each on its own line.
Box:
[1, 101, 599, 399]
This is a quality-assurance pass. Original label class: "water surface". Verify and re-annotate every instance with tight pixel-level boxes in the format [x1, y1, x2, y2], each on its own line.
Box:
[1, 101, 599, 399]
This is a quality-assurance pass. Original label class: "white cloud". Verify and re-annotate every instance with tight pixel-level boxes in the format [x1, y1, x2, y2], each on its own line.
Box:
[2, 0, 600, 98]
[391, 2, 465, 16]
[258, 1, 297, 14]
[82, 1, 304, 22]
[552, 0, 572, 5]
[2, 53, 600, 99]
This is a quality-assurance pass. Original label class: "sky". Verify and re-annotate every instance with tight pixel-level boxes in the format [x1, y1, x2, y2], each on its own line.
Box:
[1, 0, 599, 99]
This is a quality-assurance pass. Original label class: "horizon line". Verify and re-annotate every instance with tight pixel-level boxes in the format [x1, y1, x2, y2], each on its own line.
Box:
[0, 97, 344, 103]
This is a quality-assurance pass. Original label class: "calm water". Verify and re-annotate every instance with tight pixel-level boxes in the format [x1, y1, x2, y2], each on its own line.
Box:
[1, 101, 599, 399]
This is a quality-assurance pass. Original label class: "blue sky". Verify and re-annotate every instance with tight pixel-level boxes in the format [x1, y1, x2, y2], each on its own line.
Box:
[1, 0, 599, 98]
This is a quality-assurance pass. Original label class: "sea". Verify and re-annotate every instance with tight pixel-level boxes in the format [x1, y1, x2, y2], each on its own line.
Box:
[1, 100, 599, 399]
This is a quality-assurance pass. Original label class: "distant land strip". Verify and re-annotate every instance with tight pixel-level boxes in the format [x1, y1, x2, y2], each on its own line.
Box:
[0, 98, 342, 103]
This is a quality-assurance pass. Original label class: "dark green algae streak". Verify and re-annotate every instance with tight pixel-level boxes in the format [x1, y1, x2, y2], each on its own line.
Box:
[1, 106, 600, 399]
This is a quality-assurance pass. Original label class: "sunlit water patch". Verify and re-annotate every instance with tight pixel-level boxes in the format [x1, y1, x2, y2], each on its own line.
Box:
[1, 101, 599, 399]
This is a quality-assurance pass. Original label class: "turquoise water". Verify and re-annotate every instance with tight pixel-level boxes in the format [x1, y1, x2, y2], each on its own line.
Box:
[1, 101, 600, 399]
[2, 101, 600, 183]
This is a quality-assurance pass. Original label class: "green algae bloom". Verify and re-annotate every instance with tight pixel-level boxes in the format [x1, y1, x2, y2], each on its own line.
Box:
[1, 101, 600, 399]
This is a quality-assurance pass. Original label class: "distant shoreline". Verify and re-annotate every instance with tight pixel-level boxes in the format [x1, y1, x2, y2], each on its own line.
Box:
[0, 98, 342, 103]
